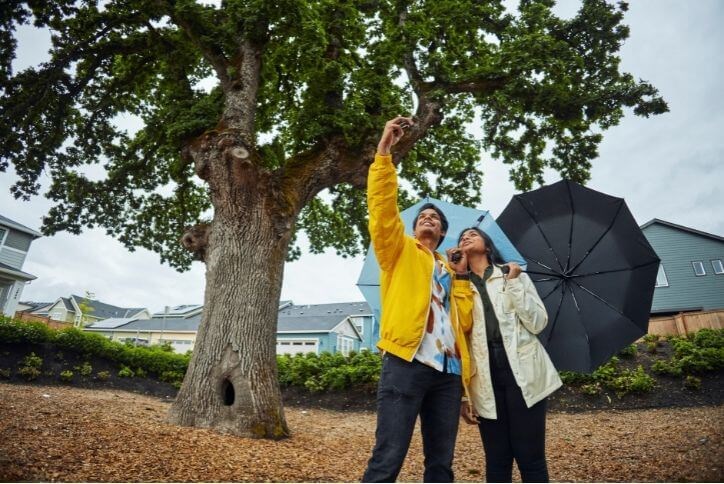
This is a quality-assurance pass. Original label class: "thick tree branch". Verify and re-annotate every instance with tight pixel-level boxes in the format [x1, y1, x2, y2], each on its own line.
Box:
[160, 1, 232, 88]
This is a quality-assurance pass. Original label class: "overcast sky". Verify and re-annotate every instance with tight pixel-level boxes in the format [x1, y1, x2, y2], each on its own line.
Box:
[1, 0, 722, 313]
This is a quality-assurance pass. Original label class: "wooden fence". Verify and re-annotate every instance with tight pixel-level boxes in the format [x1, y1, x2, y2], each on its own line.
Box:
[648, 309, 724, 337]
[12, 312, 74, 330]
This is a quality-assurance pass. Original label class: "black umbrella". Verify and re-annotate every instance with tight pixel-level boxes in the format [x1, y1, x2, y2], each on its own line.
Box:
[497, 180, 660, 373]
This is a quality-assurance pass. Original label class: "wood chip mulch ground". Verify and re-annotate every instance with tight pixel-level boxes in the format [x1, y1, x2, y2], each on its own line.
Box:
[0, 383, 722, 482]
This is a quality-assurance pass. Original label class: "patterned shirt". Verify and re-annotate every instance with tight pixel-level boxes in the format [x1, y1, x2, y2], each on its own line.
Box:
[414, 259, 462, 375]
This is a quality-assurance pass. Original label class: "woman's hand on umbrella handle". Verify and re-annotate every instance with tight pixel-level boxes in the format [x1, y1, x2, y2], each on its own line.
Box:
[446, 247, 467, 275]
[377, 116, 414, 155]
[504, 262, 522, 279]
[461, 401, 478, 425]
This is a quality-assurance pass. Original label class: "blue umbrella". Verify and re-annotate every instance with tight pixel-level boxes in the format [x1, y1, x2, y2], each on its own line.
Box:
[356, 197, 526, 323]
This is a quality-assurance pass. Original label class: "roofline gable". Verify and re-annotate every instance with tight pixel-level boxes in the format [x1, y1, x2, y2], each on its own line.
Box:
[641, 218, 724, 243]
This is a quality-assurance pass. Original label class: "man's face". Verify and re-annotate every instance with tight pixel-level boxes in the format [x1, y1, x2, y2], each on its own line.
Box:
[414, 208, 446, 245]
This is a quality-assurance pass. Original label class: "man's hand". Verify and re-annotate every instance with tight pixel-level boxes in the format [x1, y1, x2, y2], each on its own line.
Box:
[504, 262, 522, 279]
[377, 116, 414, 155]
[461, 401, 478, 425]
[446, 247, 468, 275]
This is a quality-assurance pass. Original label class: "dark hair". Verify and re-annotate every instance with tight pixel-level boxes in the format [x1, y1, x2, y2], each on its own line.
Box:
[457, 227, 505, 265]
[413, 203, 449, 249]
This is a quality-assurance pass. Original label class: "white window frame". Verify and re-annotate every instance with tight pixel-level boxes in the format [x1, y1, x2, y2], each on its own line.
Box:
[337, 335, 354, 356]
[692, 261, 706, 276]
[0, 227, 7, 248]
[655, 264, 669, 287]
[711, 259, 724, 275]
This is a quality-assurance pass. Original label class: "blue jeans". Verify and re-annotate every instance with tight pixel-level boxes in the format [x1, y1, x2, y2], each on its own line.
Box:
[362, 353, 463, 483]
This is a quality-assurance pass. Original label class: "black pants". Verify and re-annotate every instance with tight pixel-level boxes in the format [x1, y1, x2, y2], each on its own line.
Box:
[362, 353, 463, 483]
[478, 342, 549, 483]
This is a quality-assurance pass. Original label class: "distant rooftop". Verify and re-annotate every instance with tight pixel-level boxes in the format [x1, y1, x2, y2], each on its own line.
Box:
[70, 294, 146, 320]
[278, 301, 373, 318]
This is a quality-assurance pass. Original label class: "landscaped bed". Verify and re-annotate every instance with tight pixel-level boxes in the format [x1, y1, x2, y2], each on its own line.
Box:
[0, 382, 721, 482]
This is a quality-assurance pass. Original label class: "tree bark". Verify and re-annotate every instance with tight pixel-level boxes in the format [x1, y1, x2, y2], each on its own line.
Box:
[168, 131, 295, 437]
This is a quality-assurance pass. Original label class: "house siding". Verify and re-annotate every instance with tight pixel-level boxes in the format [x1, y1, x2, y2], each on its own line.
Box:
[644, 224, 724, 312]
[276, 332, 325, 355]
[0, 247, 26, 270]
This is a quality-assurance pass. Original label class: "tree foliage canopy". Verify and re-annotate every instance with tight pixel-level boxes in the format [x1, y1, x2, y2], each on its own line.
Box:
[1, 0, 667, 269]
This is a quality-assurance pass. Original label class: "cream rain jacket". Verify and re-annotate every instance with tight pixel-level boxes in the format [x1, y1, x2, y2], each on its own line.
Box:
[467, 265, 562, 419]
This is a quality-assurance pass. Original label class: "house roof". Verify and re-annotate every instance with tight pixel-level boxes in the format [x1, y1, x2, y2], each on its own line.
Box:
[18, 301, 54, 313]
[70, 295, 146, 320]
[151, 304, 203, 319]
[115, 314, 203, 332]
[641, 219, 724, 243]
[60, 297, 75, 311]
[0, 214, 42, 238]
[0, 261, 37, 281]
[85, 317, 140, 329]
[277, 301, 373, 318]
[277, 302, 372, 333]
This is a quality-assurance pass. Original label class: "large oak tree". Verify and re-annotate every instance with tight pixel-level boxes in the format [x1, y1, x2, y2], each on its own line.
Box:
[0, 0, 666, 438]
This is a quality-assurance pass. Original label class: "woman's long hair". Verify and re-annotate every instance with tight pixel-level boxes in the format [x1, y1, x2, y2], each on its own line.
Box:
[457, 227, 506, 267]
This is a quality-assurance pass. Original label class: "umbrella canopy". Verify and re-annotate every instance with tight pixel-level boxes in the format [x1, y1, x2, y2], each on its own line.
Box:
[357, 197, 525, 323]
[497, 180, 660, 373]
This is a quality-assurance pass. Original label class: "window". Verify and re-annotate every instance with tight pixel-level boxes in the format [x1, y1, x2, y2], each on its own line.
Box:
[337, 335, 354, 356]
[712, 259, 724, 275]
[0, 227, 6, 247]
[655, 265, 669, 287]
[692, 261, 706, 276]
[350, 317, 364, 336]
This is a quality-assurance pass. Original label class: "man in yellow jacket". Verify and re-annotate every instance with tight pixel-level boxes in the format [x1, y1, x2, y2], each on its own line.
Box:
[362, 117, 474, 482]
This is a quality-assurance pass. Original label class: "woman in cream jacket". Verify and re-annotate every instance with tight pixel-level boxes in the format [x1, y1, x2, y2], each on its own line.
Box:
[457, 226, 562, 483]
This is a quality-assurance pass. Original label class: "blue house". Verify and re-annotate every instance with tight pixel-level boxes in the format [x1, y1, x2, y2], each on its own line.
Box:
[641, 219, 724, 315]
[276, 301, 377, 355]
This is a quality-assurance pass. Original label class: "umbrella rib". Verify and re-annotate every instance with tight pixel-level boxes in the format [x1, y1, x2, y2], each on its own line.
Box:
[568, 200, 625, 274]
[513, 196, 566, 273]
[569, 259, 660, 278]
[567, 283, 591, 349]
[572, 280, 647, 335]
[564, 180, 575, 273]
[520, 254, 559, 274]
[544, 282, 566, 345]
[540, 279, 565, 300]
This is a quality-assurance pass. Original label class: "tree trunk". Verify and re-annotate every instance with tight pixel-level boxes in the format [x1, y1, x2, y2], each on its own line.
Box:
[167, 198, 291, 439]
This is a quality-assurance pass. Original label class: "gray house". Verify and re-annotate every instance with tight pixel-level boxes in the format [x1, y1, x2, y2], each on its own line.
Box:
[642, 219, 724, 315]
[0, 214, 41, 317]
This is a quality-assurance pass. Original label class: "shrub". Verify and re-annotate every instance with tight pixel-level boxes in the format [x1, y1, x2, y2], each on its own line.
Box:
[135, 367, 147, 378]
[18, 366, 41, 380]
[643, 334, 660, 345]
[0, 368, 11, 379]
[96, 371, 110, 381]
[118, 366, 135, 378]
[592, 356, 619, 382]
[16, 352, 43, 381]
[646, 341, 658, 354]
[652, 358, 683, 377]
[0, 317, 54, 344]
[559, 371, 592, 385]
[581, 382, 601, 395]
[20, 352, 43, 369]
[605, 365, 655, 397]
[684, 375, 701, 390]
[618, 344, 638, 358]
[60, 370, 74, 382]
[159, 370, 184, 387]
[276, 350, 382, 392]
[75, 362, 93, 377]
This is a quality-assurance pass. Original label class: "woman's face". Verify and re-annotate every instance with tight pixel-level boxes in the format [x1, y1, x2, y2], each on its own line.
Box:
[459, 229, 487, 255]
